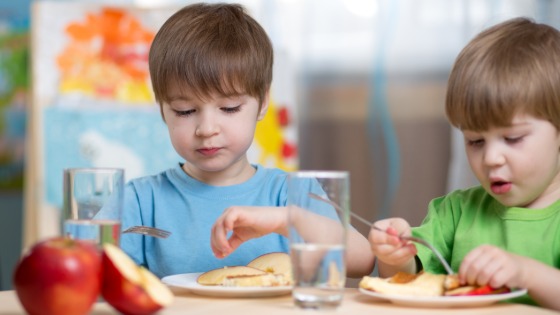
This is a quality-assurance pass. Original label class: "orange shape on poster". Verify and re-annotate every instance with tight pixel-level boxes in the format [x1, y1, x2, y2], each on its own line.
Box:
[56, 7, 155, 103]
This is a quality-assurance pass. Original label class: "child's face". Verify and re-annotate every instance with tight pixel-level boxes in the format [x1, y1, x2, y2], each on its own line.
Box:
[463, 113, 560, 208]
[161, 84, 268, 180]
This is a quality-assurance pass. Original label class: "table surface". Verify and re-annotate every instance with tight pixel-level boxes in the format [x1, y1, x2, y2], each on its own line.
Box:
[2, 288, 559, 315]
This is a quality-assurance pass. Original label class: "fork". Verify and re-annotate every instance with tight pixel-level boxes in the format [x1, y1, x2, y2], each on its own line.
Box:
[308, 192, 454, 275]
[122, 226, 171, 239]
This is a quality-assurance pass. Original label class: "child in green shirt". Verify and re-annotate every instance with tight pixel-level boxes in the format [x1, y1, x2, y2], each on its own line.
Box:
[369, 17, 560, 310]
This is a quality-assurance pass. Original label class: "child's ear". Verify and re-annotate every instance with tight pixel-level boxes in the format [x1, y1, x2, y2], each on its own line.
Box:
[257, 91, 270, 121]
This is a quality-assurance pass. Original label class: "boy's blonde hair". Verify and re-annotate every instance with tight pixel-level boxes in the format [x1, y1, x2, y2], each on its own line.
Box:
[149, 3, 272, 114]
[446, 17, 560, 131]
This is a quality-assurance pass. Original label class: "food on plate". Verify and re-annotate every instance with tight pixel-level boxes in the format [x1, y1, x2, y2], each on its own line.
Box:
[13, 237, 102, 315]
[444, 284, 510, 296]
[360, 272, 447, 297]
[247, 252, 292, 282]
[359, 272, 510, 297]
[197, 252, 292, 287]
[102, 243, 174, 315]
[222, 273, 288, 287]
[197, 266, 267, 285]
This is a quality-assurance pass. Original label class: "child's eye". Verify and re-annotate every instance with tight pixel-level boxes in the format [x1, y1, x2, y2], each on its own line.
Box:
[174, 109, 195, 117]
[222, 105, 241, 114]
[505, 136, 523, 144]
[467, 139, 485, 147]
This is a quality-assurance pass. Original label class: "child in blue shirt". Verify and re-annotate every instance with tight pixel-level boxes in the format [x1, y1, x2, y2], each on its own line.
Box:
[121, 3, 375, 279]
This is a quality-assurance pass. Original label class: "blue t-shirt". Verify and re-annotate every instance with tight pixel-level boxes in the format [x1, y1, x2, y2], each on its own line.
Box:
[120, 163, 290, 278]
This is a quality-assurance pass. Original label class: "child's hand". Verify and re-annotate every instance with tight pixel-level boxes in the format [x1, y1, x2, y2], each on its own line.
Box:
[210, 206, 288, 258]
[459, 245, 527, 289]
[368, 218, 417, 268]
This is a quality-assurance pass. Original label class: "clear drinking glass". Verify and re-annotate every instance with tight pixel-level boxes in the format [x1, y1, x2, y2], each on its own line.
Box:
[287, 171, 350, 309]
[62, 168, 124, 246]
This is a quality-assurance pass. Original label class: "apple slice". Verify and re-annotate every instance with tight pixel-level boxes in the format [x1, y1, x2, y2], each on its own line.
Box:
[247, 252, 292, 284]
[102, 243, 174, 315]
[197, 266, 266, 285]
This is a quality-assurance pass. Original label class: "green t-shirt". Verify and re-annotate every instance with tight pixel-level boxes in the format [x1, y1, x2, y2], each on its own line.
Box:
[413, 185, 560, 305]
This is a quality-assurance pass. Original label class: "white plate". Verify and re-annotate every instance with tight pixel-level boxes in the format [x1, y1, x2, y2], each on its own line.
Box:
[162, 272, 292, 298]
[359, 288, 528, 308]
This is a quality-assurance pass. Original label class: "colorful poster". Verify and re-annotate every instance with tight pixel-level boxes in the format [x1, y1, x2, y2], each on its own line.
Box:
[43, 106, 180, 206]
[30, 2, 298, 242]
[0, 0, 30, 190]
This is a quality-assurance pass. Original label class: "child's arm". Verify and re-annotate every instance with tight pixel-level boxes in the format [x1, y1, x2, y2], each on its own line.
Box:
[210, 206, 375, 277]
[368, 218, 419, 277]
[346, 227, 376, 277]
[459, 245, 560, 311]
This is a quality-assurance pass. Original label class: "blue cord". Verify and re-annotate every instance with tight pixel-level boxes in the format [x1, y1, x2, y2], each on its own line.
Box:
[367, 0, 400, 221]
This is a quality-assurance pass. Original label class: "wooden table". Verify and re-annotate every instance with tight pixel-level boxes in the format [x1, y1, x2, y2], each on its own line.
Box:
[1, 289, 558, 314]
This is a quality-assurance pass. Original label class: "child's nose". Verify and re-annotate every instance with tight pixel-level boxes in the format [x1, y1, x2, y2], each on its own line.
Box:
[195, 114, 219, 137]
[483, 145, 506, 166]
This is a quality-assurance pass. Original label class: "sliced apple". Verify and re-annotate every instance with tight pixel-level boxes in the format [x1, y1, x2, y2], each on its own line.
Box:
[247, 252, 292, 284]
[102, 243, 174, 315]
[197, 266, 266, 285]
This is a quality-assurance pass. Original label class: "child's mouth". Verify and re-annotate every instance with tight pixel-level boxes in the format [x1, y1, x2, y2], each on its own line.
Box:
[198, 148, 220, 156]
[490, 181, 512, 194]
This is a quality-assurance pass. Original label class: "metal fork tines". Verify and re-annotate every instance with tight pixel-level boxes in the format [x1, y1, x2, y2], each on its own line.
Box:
[308, 192, 454, 275]
[371, 225, 454, 275]
[122, 226, 171, 239]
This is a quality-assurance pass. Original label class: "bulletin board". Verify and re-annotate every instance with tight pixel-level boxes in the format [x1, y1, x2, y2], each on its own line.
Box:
[25, 1, 298, 249]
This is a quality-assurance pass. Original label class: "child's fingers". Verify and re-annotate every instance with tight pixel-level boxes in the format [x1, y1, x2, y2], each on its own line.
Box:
[369, 226, 403, 246]
[385, 244, 417, 266]
[210, 215, 234, 258]
[374, 241, 417, 266]
[473, 256, 502, 286]
[460, 245, 498, 285]
[385, 226, 401, 236]
[224, 233, 244, 253]
[210, 228, 229, 258]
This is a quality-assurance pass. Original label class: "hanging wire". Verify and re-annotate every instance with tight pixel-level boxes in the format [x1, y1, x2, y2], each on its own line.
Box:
[367, 0, 400, 221]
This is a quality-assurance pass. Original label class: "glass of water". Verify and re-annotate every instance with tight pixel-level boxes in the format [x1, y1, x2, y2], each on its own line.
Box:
[287, 171, 350, 309]
[62, 168, 124, 247]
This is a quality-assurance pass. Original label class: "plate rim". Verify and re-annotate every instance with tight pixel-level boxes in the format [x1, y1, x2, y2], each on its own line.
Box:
[358, 287, 528, 307]
[162, 272, 292, 297]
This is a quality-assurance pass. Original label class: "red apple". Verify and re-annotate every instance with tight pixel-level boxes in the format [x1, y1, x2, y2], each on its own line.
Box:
[13, 237, 102, 315]
[102, 243, 174, 315]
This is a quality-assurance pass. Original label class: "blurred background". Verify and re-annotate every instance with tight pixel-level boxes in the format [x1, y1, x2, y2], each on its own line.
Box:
[1, 0, 559, 290]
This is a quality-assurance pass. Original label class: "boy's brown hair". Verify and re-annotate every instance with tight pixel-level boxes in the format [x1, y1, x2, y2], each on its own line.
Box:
[149, 3, 273, 114]
[446, 17, 560, 131]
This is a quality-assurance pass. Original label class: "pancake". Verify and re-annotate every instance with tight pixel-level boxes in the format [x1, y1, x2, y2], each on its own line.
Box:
[359, 272, 508, 297]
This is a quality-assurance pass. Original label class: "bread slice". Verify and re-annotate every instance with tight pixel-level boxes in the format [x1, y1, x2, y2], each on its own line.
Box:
[360, 272, 447, 297]
[222, 273, 290, 287]
[197, 252, 293, 287]
[360, 272, 509, 297]
[444, 285, 479, 296]
[443, 274, 460, 290]
[388, 271, 419, 284]
[197, 266, 266, 286]
[247, 252, 292, 284]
